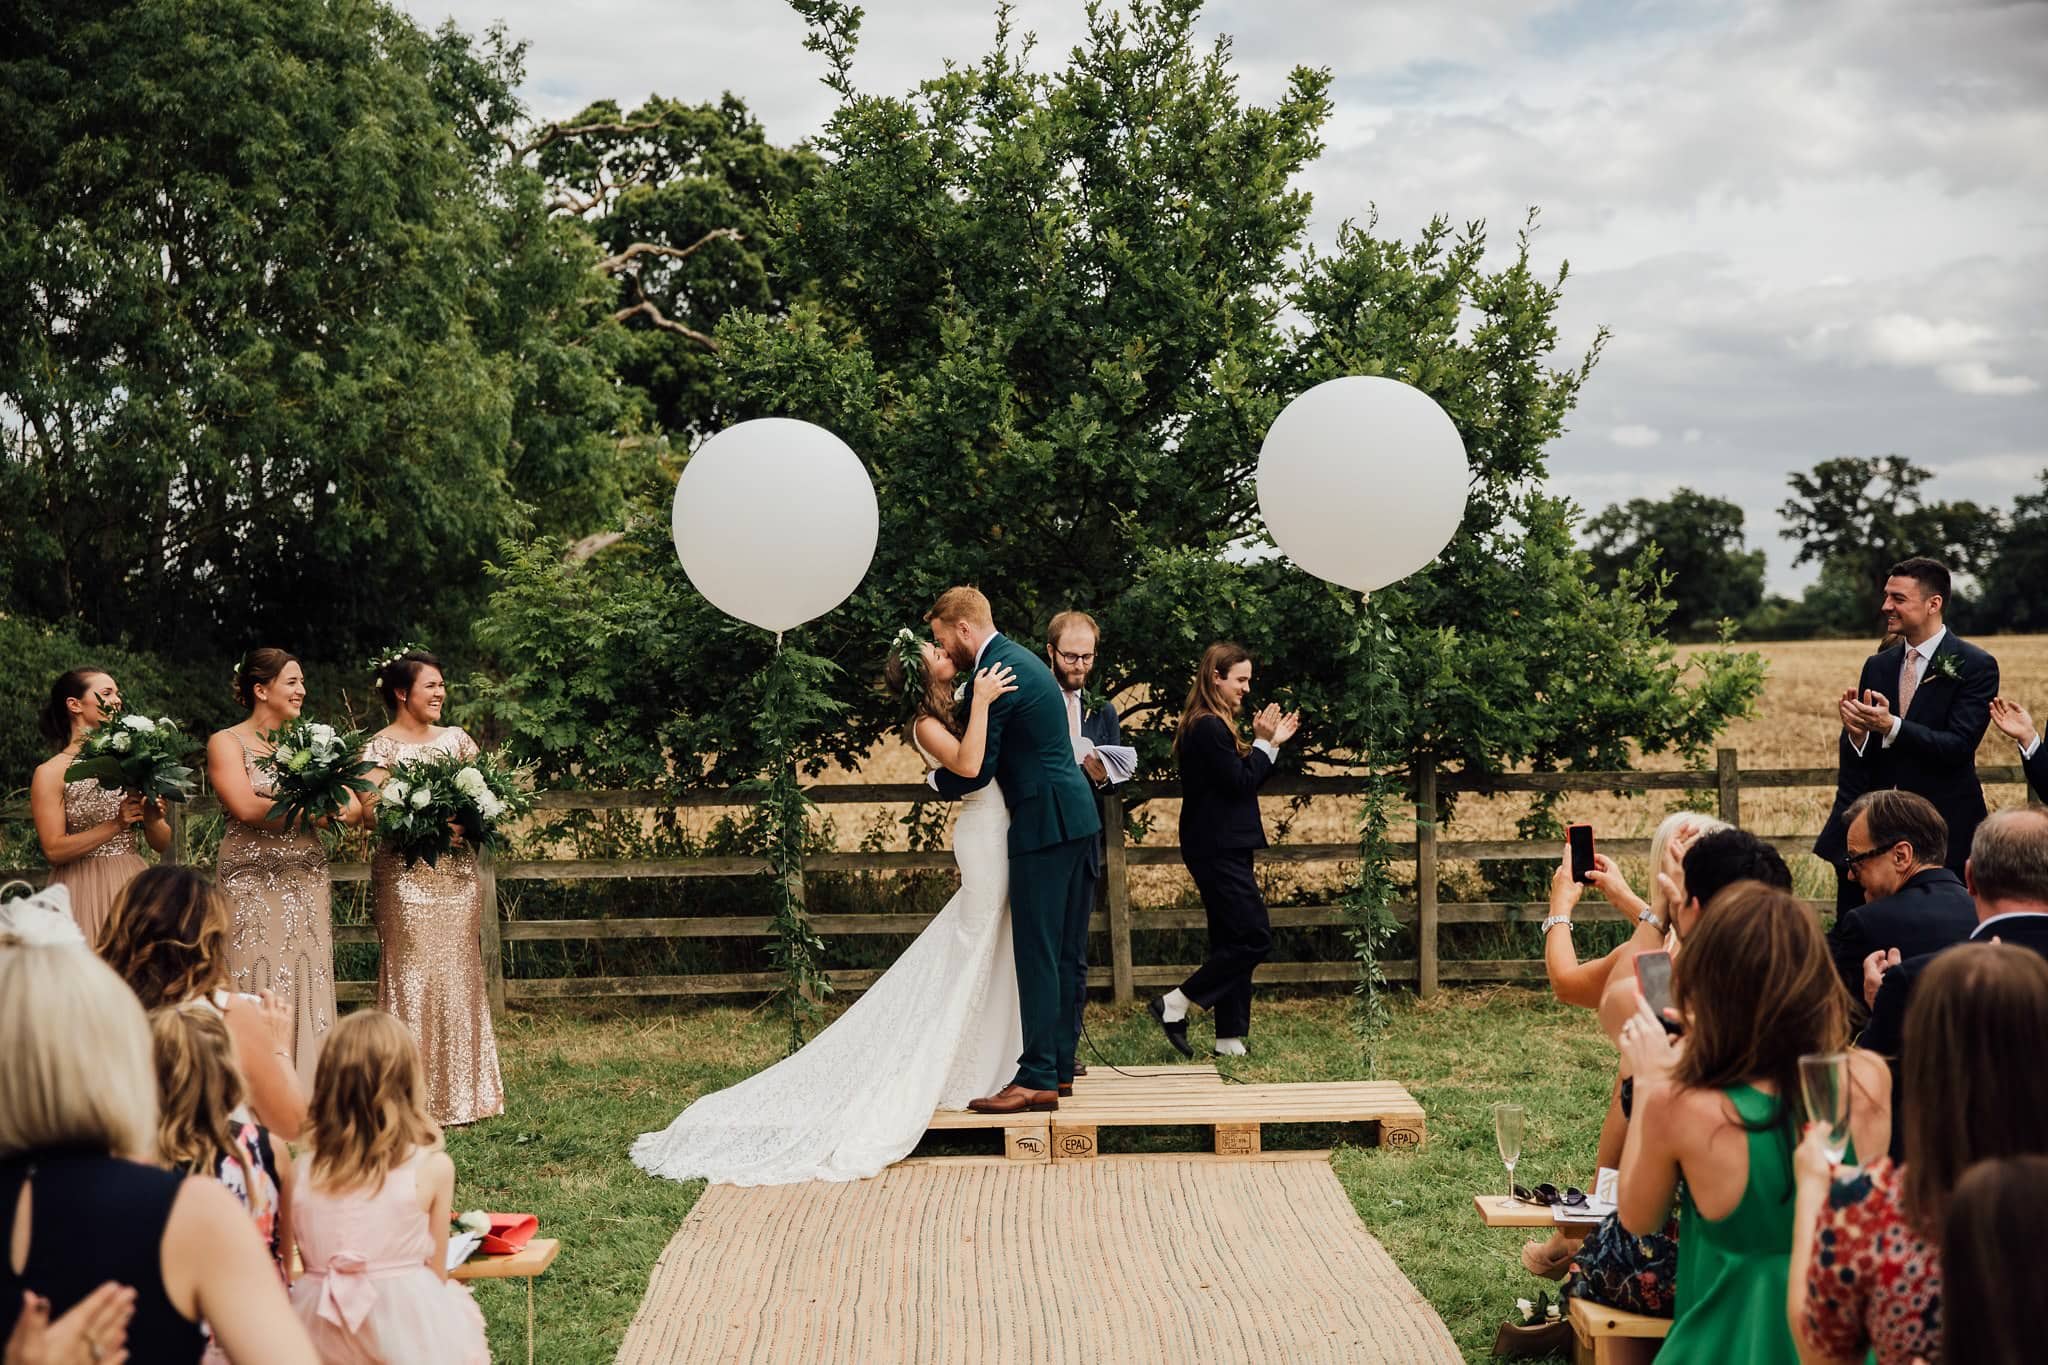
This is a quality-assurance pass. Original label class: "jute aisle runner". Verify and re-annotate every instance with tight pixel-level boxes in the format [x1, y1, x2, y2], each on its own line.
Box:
[617, 1157, 1461, 1364]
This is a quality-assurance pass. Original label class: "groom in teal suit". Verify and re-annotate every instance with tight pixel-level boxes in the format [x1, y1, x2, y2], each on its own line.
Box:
[926, 586, 1102, 1112]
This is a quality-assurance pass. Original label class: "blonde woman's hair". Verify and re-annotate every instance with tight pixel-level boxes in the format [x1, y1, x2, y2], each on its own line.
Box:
[1648, 811, 1729, 923]
[306, 1010, 440, 1194]
[151, 1004, 257, 1207]
[0, 938, 157, 1160]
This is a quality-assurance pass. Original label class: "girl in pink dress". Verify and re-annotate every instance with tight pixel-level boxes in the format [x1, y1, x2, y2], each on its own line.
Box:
[288, 1010, 489, 1364]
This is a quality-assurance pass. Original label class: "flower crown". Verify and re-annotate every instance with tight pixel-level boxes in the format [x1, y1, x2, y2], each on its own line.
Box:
[368, 641, 429, 680]
[890, 628, 926, 694]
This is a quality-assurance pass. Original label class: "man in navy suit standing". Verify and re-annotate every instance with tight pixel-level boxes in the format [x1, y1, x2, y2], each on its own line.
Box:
[1043, 610, 1130, 1068]
[1814, 557, 1998, 911]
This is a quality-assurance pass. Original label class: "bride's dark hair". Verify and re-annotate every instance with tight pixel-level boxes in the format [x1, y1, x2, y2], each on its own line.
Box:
[884, 643, 964, 741]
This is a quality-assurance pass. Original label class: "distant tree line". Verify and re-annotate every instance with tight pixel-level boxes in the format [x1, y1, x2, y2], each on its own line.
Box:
[1586, 458, 2048, 642]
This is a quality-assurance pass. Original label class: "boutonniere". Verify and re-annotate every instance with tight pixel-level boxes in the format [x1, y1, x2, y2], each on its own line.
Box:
[1928, 652, 1963, 683]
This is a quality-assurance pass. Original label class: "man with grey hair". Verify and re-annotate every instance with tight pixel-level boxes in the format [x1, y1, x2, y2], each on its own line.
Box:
[1828, 789, 1976, 1015]
[1862, 806, 2048, 1158]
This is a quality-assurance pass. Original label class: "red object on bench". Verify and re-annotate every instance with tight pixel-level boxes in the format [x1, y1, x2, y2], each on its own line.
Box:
[480, 1213, 539, 1255]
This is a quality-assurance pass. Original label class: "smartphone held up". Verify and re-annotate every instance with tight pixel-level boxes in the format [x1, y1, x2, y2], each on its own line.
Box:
[1567, 824, 1596, 884]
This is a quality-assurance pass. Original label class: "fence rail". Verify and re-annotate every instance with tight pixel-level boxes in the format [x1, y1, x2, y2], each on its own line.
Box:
[6, 751, 2034, 1016]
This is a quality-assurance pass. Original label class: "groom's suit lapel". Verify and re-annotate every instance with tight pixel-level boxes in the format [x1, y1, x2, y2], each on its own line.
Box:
[1903, 633, 1962, 725]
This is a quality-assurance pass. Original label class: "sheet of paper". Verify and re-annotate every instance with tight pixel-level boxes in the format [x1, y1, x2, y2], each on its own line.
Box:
[446, 1230, 483, 1271]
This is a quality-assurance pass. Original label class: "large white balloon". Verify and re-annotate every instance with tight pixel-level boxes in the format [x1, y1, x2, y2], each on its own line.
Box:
[1256, 376, 1470, 593]
[671, 418, 880, 633]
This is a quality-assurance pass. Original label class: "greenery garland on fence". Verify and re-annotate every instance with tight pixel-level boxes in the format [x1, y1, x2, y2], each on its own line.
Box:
[736, 641, 844, 1054]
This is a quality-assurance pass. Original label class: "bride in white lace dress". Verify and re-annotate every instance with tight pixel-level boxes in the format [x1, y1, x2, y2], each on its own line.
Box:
[631, 638, 1023, 1186]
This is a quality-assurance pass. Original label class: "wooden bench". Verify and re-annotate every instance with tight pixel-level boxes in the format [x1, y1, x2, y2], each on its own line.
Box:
[1568, 1294, 1667, 1364]
[452, 1237, 559, 1365]
[1471, 1191, 1601, 1236]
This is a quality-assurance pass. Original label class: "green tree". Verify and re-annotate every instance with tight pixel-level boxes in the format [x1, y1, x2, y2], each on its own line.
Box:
[477, 0, 1763, 808]
[1585, 489, 1766, 640]
[1975, 471, 2048, 634]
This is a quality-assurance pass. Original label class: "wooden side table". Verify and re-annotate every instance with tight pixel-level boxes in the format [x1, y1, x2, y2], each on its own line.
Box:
[451, 1237, 560, 1365]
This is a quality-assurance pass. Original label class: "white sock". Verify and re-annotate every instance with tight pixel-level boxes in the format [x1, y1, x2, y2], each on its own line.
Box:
[1160, 988, 1190, 1023]
[1214, 1038, 1247, 1056]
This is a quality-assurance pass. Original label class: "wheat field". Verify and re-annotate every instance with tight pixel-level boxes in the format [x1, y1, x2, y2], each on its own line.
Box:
[779, 636, 2047, 906]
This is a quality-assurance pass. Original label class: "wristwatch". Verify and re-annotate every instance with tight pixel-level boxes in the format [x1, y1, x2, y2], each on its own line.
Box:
[1541, 914, 1572, 934]
[1637, 907, 1663, 928]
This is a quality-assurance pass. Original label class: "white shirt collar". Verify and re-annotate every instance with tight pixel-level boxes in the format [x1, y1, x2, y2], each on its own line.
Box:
[1973, 910, 2047, 940]
[1905, 625, 1947, 662]
[974, 632, 1001, 669]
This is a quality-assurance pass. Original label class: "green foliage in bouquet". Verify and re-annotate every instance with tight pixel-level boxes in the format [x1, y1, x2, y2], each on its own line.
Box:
[64, 709, 198, 803]
[374, 750, 534, 869]
[257, 719, 376, 834]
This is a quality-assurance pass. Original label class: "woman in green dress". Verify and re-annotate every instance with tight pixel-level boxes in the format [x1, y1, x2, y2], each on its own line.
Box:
[1615, 882, 1891, 1364]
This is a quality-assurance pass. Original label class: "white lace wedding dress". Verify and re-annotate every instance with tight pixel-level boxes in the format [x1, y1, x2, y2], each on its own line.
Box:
[631, 755, 1021, 1186]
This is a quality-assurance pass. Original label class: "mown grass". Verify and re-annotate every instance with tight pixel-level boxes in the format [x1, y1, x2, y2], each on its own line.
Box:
[445, 988, 1608, 1364]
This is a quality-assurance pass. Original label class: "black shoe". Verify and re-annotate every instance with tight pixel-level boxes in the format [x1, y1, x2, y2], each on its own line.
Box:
[1073, 1064, 1088, 1077]
[1148, 996, 1193, 1059]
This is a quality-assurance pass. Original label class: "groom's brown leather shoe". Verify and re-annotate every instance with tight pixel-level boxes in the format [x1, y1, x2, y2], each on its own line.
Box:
[967, 1084, 1059, 1114]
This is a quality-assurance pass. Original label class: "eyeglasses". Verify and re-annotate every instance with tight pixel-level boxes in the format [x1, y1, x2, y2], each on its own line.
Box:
[1513, 1183, 1588, 1210]
[1053, 649, 1096, 666]
[1839, 842, 1901, 872]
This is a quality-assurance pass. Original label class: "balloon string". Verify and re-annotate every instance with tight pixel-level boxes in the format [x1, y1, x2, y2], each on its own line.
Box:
[774, 630, 783, 652]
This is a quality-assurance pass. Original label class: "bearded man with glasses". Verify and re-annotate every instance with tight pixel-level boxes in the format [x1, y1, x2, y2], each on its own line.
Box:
[1044, 610, 1129, 1063]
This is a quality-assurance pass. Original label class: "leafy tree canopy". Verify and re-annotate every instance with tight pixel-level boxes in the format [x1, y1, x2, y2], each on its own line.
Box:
[476, 0, 1766, 809]
[1585, 489, 1766, 641]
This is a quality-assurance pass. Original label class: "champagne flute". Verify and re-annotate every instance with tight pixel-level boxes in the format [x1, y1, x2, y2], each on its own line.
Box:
[1799, 1052, 1852, 1164]
[1494, 1103, 1526, 1208]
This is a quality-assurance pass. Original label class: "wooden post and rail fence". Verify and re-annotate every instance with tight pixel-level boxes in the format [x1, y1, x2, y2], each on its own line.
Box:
[6, 750, 2034, 1020]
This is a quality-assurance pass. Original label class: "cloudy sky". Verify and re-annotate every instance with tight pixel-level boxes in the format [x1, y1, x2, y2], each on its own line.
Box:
[396, 0, 2048, 591]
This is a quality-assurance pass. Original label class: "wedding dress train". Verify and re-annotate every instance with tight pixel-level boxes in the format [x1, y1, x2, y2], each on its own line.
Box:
[631, 769, 1020, 1185]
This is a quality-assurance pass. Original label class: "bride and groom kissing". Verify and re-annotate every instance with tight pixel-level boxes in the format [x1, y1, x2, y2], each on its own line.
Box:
[630, 587, 1107, 1186]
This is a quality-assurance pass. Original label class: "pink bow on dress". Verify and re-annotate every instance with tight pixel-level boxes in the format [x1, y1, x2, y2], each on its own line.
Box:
[315, 1251, 377, 1332]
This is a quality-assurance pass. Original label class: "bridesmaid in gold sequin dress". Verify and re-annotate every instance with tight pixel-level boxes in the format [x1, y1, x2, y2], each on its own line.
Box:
[359, 648, 504, 1126]
[208, 648, 361, 1087]
[30, 668, 173, 945]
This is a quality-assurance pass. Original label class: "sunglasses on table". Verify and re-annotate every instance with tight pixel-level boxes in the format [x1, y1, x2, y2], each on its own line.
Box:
[1513, 1183, 1589, 1210]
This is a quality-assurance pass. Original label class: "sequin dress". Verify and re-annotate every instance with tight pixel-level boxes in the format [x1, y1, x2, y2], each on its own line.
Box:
[47, 778, 147, 947]
[364, 728, 504, 1126]
[217, 733, 336, 1086]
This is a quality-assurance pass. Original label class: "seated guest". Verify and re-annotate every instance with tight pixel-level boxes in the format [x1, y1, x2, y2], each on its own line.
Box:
[1825, 790, 1975, 1016]
[1937, 1154, 2048, 1365]
[290, 1010, 490, 1364]
[1990, 695, 2046, 802]
[1543, 813, 1725, 1010]
[1555, 848, 1798, 1302]
[150, 1004, 297, 1303]
[1616, 882, 1890, 1364]
[0, 904, 316, 1363]
[1863, 807, 2048, 1158]
[99, 867, 308, 1140]
[1790, 944, 2048, 1365]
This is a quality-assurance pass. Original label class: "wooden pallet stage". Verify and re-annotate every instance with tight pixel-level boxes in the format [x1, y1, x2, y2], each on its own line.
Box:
[919, 1064, 1425, 1163]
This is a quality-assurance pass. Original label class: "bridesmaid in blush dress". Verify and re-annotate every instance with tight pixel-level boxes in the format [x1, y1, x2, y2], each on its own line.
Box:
[358, 649, 503, 1126]
[209, 648, 360, 1087]
[30, 667, 172, 946]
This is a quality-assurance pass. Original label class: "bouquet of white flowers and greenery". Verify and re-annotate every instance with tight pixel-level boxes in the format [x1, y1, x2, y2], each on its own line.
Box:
[374, 748, 533, 868]
[64, 708, 198, 804]
[256, 718, 375, 834]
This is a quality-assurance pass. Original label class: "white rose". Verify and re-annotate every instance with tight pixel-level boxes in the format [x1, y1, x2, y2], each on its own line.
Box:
[120, 714, 156, 732]
[110, 732, 133, 753]
[382, 781, 409, 806]
[273, 744, 295, 766]
[309, 723, 335, 745]
[477, 792, 505, 821]
[454, 767, 488, 798]
[409, 785, 433, 810]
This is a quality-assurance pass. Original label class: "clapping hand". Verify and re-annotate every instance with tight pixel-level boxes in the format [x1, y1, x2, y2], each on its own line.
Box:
[1844, 689, 1893, 735]
[256, 988, 293, 1055]
[1862, 947, 1902, 1010]
[971, 664, 1018, 706]
[1990, 696, 2039, 747]
[5, 1285, 135, 1365]
[1838, 688, 1866, 738]
[1252, 704, 1301, 745]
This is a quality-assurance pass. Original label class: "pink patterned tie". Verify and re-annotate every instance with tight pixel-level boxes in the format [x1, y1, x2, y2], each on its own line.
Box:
[1899, 647, 1922, 718]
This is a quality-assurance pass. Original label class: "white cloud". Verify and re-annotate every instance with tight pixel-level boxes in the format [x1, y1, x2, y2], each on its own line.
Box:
[1610, 424, 1662, 449]
[1936, 361, 2040, 397]
[1864, 314, 1993, 368]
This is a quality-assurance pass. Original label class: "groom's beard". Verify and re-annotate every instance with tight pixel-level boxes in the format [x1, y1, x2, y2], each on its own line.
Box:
[944, 636, 976, 671]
